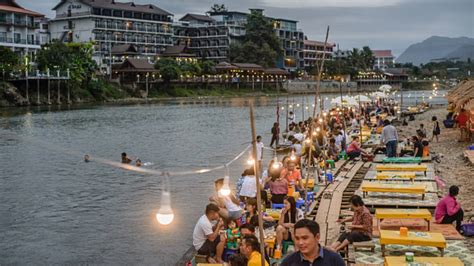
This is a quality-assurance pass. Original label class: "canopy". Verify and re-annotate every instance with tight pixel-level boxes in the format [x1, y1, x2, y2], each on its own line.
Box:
[379, 84, 392, 92]
[445, 79, 474, 112]
[370, 91, 389, 99]
[330, 96, 359, 107]
[353, 95, 372, 103]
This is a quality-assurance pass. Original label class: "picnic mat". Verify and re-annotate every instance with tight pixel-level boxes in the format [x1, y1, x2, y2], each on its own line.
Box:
[372, 218, 464, 240]
[354, 190, 438, 208]
[352, 240, 473, 266]
[364, 170, 435, 182]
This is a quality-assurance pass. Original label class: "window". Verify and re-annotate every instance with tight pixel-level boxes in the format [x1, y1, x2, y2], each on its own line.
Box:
[14, 33, 21, 43]
[124, 11, 132, 18]
[42, 23, 49, 30]
[0, 32, 6, 42]
[113, 10, 122, 17]
[0, 12, 6, 22]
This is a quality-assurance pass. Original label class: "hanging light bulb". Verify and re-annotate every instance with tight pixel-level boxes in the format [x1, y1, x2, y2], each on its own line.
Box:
[290, 150, 296, 161]
[305, 106, 309, 110]
[312, 104, 315, 107]
[156, 191, 174, 225]
[247, 151, 255, 165]
[316, 127, 321, 132]
[219, 174, 231, 196]
[312, 131, 317, 136]
[289, 104, 293, 108]
[318, 118, 323, 123]
[323, 112, 327, 116]
[272, 156, 280, 169]
[296, 103, 300, 107]
[281, 106, 285, 110]
[305, 138, 311, 144]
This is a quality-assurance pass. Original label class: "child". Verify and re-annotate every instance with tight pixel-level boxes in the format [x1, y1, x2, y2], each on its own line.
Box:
[225, 220, 240, 250]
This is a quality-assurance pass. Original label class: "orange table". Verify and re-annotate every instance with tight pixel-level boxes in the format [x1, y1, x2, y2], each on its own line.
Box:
[379, 230, 446, 256]
[384, 256, 463, 266]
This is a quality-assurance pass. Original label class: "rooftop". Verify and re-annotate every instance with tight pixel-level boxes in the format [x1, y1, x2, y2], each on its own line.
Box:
[179, 13, 215, 23]
[52, 0, 173, 16]
[373, 50, 394, 58]
[0, 0, 44, 17]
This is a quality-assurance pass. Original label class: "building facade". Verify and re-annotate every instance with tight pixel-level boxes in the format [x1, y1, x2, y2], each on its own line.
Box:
[303, 40, 335, 68]
[49, 0, 174, 73]
[272, 17, 305, 70]
[0, 0, 44, 59]
[373, 50, 395, 70]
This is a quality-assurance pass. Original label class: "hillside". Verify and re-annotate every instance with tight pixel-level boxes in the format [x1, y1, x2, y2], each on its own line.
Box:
[397, 36, 474, 65]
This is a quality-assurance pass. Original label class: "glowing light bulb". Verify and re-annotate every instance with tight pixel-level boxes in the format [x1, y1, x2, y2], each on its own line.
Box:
[305, 106, 309, 110]
[219, 175, 231, 196]
[281, 107, 285, 110]
[290, 151, 296, 161]
[305, 138, 311, 144]
[429, 96, 432, 99]
[156, 191, 174, 225]
[318, 118, 323, 123]
[312, 131, 317, 136]
[272, 157, 281, 169]
[323, 112, 327, 116]
[296, 104, 300, 107]
[316, 127, 321, 132]
[336, 108, 340, 111]
[312, 104, 315, 107]
[289, 104, 293, 108]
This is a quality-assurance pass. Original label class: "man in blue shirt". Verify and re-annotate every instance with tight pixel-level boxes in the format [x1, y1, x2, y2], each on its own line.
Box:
[280, 219, 345, 266]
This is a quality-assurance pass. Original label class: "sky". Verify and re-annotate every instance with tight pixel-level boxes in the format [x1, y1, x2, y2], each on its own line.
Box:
[17, 0, 474, 57]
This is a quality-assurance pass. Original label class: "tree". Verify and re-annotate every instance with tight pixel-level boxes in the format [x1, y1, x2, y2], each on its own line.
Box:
[0, 47, 20, 79]
[208, 4, 227, 14]
[229, 10, 282, 67]
[154, 58, 181, 83]
[199, 60, 216, 75]
[361, 46, 375, 70]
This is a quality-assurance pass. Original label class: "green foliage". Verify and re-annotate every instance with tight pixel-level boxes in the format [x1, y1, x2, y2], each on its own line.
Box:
[229, 10, 282, 67]
[199, 60, 216, 74]
[180, 62, 201, 77]
[0, 47, 20, 79]
[348, 47, 374, 71]
[154, 58, 181, 82]
[208, 4, 228, 13]
[88, 78, 129, 100]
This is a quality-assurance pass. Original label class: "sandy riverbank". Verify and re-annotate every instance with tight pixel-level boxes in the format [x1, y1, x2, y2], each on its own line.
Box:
[397, 106, 474, 251]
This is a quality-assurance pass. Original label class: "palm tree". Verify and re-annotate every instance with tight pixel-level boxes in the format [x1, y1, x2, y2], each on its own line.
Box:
[361, 46, 375, 70]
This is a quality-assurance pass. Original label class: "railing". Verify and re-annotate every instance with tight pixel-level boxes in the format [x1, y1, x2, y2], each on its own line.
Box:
[0, 37, 39, 45]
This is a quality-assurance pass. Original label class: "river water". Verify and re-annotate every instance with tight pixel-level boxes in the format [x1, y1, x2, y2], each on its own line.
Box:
[0, 91, 446, 265]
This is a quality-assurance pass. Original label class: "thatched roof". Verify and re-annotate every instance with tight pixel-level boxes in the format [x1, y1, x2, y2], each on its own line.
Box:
[446, 79, 474, 112]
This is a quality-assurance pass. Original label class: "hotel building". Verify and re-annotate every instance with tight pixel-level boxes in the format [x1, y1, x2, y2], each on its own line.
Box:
[303, 40, 335, 68]
[373, 49, 395, 70]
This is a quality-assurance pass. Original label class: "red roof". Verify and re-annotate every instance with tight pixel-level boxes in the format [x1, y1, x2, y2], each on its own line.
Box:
[372, 50, 393, 58]
[0, 2, 44, 17]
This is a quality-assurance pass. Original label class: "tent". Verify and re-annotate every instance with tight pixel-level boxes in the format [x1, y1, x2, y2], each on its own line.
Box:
[379, 84, 392, 92]
[370, 91, 389, 99]
[330, 96, 359, 107]
[353, 95, 372, 103]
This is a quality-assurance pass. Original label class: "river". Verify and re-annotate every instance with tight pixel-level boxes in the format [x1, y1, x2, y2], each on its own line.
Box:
[0, 91, 447, 265]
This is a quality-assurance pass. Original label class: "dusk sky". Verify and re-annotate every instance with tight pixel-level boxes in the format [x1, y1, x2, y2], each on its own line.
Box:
[17, 0, 474, 56]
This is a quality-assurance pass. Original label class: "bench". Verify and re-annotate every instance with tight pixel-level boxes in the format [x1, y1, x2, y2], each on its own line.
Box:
[376, 164, 428, 176]
[361, 182, 426, 199]
[375, 208, 432, 230]
[384, 256, 463, 266]
[375, 172, 417, 181]
[380, 230, 446, 257]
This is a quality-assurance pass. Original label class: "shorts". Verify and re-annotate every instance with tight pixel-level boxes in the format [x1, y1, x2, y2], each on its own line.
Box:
[228, 210, 243, 220]
[337, 231, 371, 244]
[197, 235, 221, 256]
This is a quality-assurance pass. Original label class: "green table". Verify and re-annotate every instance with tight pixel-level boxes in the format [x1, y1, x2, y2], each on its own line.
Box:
[382, 157, 422, 164]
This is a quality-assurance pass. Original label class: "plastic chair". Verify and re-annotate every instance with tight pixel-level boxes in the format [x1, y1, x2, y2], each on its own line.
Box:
[222, 248, 237, 262]
[272, 203, 284, 209]
[282, 240, 294, 254]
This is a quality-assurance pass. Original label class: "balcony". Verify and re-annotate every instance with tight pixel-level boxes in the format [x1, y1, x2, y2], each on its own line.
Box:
[0, 36, 40, 45]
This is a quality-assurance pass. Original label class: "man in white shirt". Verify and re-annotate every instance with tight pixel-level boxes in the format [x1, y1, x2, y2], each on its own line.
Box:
[193, 204, 226, 263]
[256, 135, 264, 172]
[381, 119, 399, 158]
[289, 111, 296, 124]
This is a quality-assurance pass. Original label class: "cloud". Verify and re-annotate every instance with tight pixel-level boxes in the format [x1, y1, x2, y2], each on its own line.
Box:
[260, 0, 404, 8]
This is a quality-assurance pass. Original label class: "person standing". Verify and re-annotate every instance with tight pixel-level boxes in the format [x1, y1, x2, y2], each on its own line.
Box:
[270, 122, 280, 147]
[435, 185, 464, 231]
[381, 119, 398, 158]
[256, 135, 264, 172]
[431, 116, 441, 142]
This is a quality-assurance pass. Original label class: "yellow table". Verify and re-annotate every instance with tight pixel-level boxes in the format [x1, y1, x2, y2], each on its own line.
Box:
[384, 256, 463, 266]
[303, 178, 315, 189]
[380, 230, 446, 257]
[376, 172, 417, 181]
[375, 208, 432, 230]
[361, 182, 426, 199]
[376, 164, 428, 176]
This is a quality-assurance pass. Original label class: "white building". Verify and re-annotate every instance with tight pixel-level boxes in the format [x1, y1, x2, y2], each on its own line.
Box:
[0, 0, 44, 59]
[303, 40, 335, 68]
[373, 50, 395, 70]
[50, 0, 174, 73]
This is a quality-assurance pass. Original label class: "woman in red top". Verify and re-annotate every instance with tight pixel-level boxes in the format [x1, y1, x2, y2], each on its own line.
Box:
[330, 195, 373, 252]
[346, 136, 369, 160]
[456, 108, 469, 141]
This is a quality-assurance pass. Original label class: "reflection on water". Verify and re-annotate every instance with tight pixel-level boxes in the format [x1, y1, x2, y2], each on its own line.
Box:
[0, 93, 446, 265]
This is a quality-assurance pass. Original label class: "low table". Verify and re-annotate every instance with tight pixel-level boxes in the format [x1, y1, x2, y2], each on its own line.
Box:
[361, 182, 426, 200]
[382, 157, 422, 164]
[384, 256, 463, 266]
[376, 164, 428, 176]
[266, 209, 281, 220]
[379, 230, 446, 257]
[375, 172, 417, 181]
[375, 208, 432, 230]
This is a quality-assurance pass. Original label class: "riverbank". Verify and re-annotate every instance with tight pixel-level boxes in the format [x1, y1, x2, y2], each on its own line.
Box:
[397, 106, 474, 252]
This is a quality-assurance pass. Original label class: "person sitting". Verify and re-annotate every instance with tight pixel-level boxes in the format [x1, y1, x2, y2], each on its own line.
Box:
[210, 178, 243, 220]
[240, 223, 255, 237]
[280, 161, 303, 193]
[330, 195, 373, 252]
[435, 185, 464, 231]
[225, 219, 240, 250]
[416, 123, 427, 139]
[239, 235, 269, 266]
[346, 136, 369, 160]
[412, 135, 424, 158]
[193, 203, 226, 263]
[264, 167, 288, 204]
[281, 219, 345, 266]
[239, 168, 259, 201]
[276, 196, 304, 252]
[228, 253, 248, 266]
[244, 198, 274, 228]
[327, 137, 340, 161]
[121, 152, 132, 164]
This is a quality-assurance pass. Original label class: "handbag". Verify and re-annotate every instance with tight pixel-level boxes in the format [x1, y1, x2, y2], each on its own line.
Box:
[460, 217, 474, 236]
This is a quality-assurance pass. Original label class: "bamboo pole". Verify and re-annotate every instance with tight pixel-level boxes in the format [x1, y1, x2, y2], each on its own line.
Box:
[313, 26, 330, 118]
[249, 105, 266, 266]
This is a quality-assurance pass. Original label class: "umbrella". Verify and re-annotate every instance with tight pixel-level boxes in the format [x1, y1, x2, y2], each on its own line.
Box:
[370, 91, 389, 99]
[379, 84, 392, 92]
[353, 95, 372, 103]
[330, 96, 359, 107]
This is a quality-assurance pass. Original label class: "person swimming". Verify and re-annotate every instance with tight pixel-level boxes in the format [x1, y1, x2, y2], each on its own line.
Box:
[84, 154, 90, 163]
[121, 152, 132, 164]
[135, 159, 142, 167]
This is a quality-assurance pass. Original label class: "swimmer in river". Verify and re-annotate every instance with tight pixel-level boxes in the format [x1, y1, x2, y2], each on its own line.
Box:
[84, 154, 90, 162]
[135, 159, 142, 167]
[121, 152, 132, 164]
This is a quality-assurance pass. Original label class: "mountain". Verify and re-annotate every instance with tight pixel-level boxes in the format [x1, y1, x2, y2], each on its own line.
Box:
[396, 36, 474, 65]
[444, 44, 474, 61]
